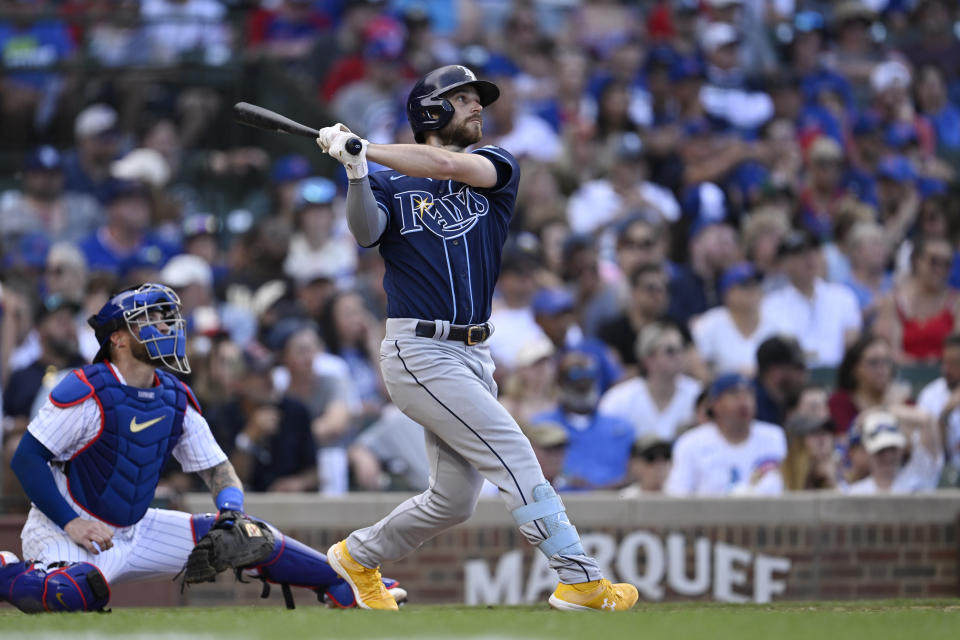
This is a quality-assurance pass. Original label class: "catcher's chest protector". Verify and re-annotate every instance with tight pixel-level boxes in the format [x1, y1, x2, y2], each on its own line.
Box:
[51, 364, 191, 526]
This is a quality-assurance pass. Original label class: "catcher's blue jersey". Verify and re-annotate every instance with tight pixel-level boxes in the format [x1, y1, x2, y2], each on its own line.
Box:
[368, 145, 519, 324]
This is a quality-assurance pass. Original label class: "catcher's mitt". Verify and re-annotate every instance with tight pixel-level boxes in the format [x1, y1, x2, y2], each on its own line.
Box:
[180, 511, 275, 585]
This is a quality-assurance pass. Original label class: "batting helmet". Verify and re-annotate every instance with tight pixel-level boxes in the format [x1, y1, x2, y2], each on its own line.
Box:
[88, 282, 191, 374]
[407, 65, 500, 143]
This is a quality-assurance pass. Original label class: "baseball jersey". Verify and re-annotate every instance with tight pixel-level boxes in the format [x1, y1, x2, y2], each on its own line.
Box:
[664, 420, 787, 496]
[367, 145, 520, 324]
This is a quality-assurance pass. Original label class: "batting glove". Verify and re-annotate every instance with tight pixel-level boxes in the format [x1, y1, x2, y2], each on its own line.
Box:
[327, 130, 368, 180]
[316, 123, 349, 153]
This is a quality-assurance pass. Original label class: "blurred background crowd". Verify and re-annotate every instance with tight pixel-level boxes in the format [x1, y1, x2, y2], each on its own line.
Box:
[2, 0, 960, 511]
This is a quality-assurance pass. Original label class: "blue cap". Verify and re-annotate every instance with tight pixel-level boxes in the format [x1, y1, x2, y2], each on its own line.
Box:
[719, 262, 761, 297]
[3, 231, 51, 269]
[531, 288, 575, 316]
[271, 154, 312, 184]
[794, 10, 825, 33]
[295, 177, 337, 209]
[103, 179, 149, 204]
[708, 372, 753, 401]
[685, 182, 728, 238]
[876, 155, 915, 182]
[25, 145, 63, 171]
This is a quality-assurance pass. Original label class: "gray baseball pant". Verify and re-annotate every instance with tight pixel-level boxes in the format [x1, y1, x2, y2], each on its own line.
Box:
[346, 318, 602, 585]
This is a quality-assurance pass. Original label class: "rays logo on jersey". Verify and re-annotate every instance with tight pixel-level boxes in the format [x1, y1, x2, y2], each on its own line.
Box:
[395, 186, 490, 240]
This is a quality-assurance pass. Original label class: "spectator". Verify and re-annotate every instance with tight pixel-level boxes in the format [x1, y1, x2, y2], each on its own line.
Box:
[487, 235, 543, 370]
[741, 206, 790, 281]
[500, 337, 557, 428]
[566, 132, 680, 236]
[761, 229, 862, 366]
[620, 435, 673, 498]
[753, 335, 808, 427]
[77, 180, 178, 281]
[62, 104, 124, 204]
[319, 290, 386, 422]
[797, 136, 848, 239]
[598, 263, 671, 371]
[828, 333, 906, 433]
[483, 70, 562, 162]
[915, 65, 960, 154]
[916, 333, 960, 422]
[692, 262, 777, 376]
[821, 199, 877, 285]
[665, 372, 786, 496]
[348, 404, 429, 492]
[206, 346, 317, 493]
[698, 22, 774, 132]
[2, 294, 84, 462]
[0, 146, 101, 246]
[845, 408, 943, 494]
[843, 221, 893, 316]
[781, 414, 840, 491]
[879, 235, 960, 363]
[531, 287, 620, 393]
[667, 200, 740, 328]
[284, 177, 357, 287]
[599, 322, 701, 442]
[140, 0, 231, 65]
[529, 351, 634, 491]
[521, 423, 570, 491]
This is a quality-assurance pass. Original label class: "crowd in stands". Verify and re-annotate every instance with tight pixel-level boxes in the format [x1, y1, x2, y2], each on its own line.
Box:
[2, 0, 960, 506]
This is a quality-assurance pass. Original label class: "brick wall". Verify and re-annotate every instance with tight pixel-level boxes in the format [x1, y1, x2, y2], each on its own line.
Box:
[2, 493, 958, 608]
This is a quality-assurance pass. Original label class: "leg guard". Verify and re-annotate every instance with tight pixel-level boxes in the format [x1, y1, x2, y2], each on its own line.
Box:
[189, 514, 402, 609]
[511, 483, 585, 559]
[4, 561, 109, 613]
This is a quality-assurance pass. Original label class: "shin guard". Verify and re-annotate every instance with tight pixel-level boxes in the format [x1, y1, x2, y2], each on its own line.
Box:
[189, 513, 401, 609]
[5, 562, 110, 613]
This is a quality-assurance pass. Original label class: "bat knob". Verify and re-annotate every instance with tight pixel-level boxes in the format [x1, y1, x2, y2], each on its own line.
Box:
[345, 138, 363, 155]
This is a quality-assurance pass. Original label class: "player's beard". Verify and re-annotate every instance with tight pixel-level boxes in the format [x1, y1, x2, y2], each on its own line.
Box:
[439, 117, 482, 148]
[128, 334, 156, 367]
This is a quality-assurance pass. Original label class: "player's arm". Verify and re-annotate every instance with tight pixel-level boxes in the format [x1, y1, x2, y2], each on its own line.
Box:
[366, 143, 498, 188]
[317, 124, 498, 188]
[10, 432, 114, 554]
[196, 460, 246, 512]
[346, 177, 388, 247]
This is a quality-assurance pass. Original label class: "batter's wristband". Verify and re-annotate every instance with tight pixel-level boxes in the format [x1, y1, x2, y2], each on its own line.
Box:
[215, 487, 244, 512]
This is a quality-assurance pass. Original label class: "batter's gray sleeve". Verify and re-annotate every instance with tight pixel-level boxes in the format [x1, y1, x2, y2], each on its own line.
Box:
[347, 177, 387, 247]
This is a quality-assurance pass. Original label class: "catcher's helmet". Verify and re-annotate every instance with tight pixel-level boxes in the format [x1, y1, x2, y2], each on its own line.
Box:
[88, 282, 191, 374]
[406, 65, 499, 143]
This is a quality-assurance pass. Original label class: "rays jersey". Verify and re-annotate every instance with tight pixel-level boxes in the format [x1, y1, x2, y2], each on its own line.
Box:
[367, 145, 519, 324]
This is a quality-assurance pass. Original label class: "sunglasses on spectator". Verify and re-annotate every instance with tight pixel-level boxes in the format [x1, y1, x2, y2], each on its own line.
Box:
[621, 237, 656, 251]
[925, 254, 952, 269]
[639, 281, 667, 294]
[46, 265, 67, 276]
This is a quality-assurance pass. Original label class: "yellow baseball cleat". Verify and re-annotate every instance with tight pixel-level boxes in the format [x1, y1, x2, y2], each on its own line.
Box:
[327, 540, 399, 611]
[548, 579, 639, 612]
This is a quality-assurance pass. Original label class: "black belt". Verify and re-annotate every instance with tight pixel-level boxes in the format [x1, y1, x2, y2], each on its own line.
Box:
[415, 321, 491, 345]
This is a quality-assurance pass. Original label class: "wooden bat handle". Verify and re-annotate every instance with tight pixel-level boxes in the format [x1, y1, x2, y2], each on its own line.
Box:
[232, 102, 362, 155]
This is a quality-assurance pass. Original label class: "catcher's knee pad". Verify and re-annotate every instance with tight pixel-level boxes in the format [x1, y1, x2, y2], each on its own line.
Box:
[7, 562, 110, 613]
[511, 482, 585, 559]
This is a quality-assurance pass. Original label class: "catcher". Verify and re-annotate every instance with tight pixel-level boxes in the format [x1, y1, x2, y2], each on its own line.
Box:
[0, 283, 404, 612]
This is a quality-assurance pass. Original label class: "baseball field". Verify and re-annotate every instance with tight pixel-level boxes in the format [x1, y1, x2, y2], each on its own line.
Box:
[1, 601, 958, 639]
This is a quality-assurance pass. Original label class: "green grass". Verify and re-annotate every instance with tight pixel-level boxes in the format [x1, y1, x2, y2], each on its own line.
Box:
[1, 601, 958, 639]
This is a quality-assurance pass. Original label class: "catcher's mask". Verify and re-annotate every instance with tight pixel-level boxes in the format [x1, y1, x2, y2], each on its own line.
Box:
[88, 282, 191, 374]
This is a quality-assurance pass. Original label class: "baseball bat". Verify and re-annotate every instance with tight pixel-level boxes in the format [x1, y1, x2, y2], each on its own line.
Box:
[232, 102, 362, 155]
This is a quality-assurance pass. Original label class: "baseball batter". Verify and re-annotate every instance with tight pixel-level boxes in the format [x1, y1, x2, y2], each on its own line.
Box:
[317, 65, 638, 612]
[0, 283, 402, 612]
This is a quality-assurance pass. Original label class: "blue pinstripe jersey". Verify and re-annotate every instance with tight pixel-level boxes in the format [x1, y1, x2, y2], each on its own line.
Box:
[367, 145, 520, 324]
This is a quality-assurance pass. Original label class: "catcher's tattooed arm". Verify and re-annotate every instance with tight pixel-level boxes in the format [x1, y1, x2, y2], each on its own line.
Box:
[197, 460, 244, 505]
